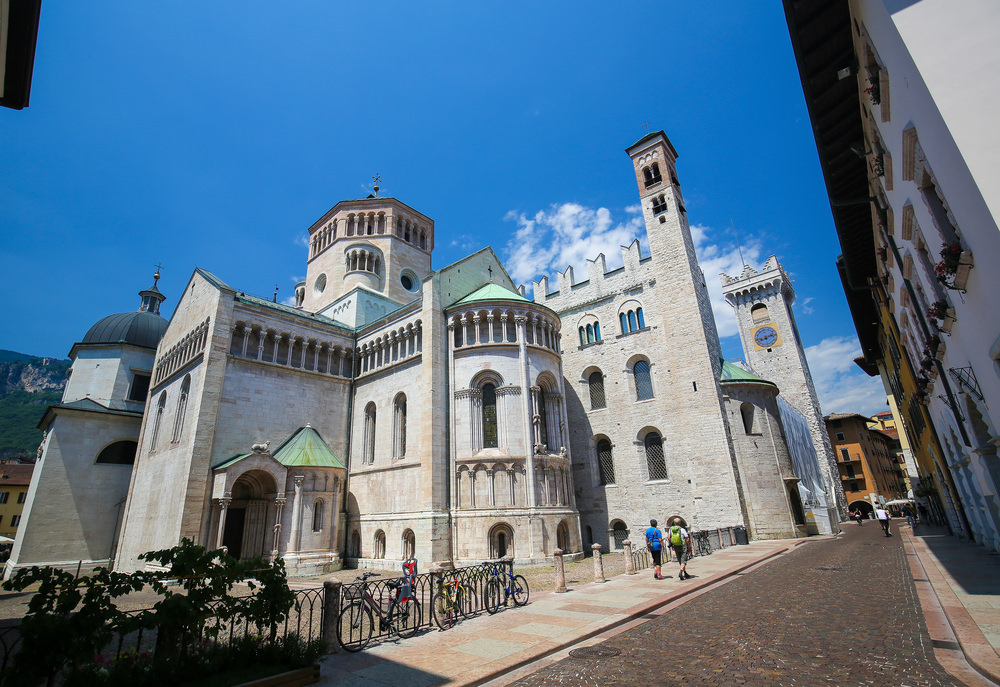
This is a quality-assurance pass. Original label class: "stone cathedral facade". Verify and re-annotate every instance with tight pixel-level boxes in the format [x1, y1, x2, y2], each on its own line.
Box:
[8, 130, 835, 579]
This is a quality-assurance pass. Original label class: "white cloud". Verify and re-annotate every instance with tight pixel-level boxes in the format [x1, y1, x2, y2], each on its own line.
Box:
[805, 336, 887, 416]
[689, 223, 763, 340]
[502, 203, 645, 291]
[295, 233, 310, 248]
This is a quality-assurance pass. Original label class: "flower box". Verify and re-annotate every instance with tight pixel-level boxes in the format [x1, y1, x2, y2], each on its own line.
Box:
[935, 343, 946, 361]
[954, 251, 974, 290]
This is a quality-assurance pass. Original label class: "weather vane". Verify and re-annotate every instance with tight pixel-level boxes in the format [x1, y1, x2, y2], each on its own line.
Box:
[372, 173, 381, 196]
[153, 262, 164, 284]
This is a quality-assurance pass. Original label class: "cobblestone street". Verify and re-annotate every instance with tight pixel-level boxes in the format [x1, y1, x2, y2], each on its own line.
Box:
[508, 524, 964, 687]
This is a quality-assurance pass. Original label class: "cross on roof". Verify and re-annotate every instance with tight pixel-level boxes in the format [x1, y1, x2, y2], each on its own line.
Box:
[487, 265, 493, 282]
[153, 262, 163, 284]
[642, 120, 651, 134]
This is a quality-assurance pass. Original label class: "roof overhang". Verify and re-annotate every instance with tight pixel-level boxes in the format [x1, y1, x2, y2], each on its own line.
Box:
[1, 0, 42, 110]
[783, 0, 881, 365]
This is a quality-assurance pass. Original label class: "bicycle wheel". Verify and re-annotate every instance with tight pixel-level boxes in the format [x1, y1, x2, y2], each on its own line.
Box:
[432, 591, 456, 630]
[456, 584, 477, 619]
[510, 575, 529, 606]
[394, 598, 422, 638]
[336, 601, 374, 652]
[484, 579, 502, 615]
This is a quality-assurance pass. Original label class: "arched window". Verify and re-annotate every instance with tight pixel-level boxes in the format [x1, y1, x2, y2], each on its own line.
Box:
[594, 322, 601, 341]
[628, 311, 637, 332]
[482, 383, 498, 449]
[645, 432, 667, 480]
[751, 303, 769, 324]
[557, 521, 570, 552]
[350, 530, 361, 558]
[96, 440, 138, 465]
[597, 439, 615, 485]
[489, 523, 513, 559]
[650, 163, 662, 183]
[393, 394, 407, 459]
[588, 371, 606, 410]
[364, 403, 377, 464]
[170, 375, 191, 443]
[619, 313, 627, 333]
[636, 308, 645, 329]
[652, 195, 667, 215]
[740, 402, 755, 435]
[579, 327, 586, 346]
[612, 521, 629, 550]
[312, 499, 325, 532]
[537, 391, 549, 449]
[402, 529, 415, 559]
[150, 392, 166, 449]
[374, 530, 386, 559]
[586, 324, 594, 344]
[643, 167, 654, 185]
[634, 360, 654, 401]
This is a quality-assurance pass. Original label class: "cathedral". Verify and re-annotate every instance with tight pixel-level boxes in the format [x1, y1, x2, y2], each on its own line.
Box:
[6, 131, 843, 578]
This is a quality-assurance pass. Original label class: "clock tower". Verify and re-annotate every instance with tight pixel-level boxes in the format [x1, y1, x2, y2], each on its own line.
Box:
[721, 256, 847, 527]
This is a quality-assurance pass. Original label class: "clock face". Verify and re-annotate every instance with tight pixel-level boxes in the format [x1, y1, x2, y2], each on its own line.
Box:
[754, 326, 778, 348]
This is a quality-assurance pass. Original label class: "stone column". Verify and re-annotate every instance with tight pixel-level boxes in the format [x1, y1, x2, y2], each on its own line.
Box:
[487, 469, 495, 506]
[271, 496, 286, 560]
[592, 543, 605, 583]
[623, 539, 636, 575]
[516, 315, 536, 508]
[214, 496, 231, 549]
[256, 333, 265, 361]
[553, 549, 567, 593]
[240, 325, 251, 356]
[472, 315, 481, 345]
[486, 313, 495, 343]
[290, 476, 305, 554]
[272, 334, 282, 364]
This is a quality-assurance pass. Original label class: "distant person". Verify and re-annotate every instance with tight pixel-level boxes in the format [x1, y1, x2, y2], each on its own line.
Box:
[902, 505, 915, 527]
[668, 519, 691, 580]
[853, 510, 863, 526]
[645, 519, 665, 580]
[875, 507, 892, 536]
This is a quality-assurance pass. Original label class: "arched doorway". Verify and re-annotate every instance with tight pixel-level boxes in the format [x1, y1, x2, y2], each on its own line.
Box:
[849, 500, 874, 519]
[489, 523, 514, 559]
[223, 470, 277, 560]
[557, 520, 570, 552]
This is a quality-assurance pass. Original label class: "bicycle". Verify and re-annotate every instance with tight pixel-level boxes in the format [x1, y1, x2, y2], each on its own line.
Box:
[431, 570, 477, 630]
[693, 531, 712, 557]
[336, 571, 422, 652]
[482, 560, 529, 614]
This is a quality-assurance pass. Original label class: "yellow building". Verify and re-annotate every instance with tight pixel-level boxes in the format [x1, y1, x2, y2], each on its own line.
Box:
[826, 413, 907, 517]
[0, 464, 34, 541]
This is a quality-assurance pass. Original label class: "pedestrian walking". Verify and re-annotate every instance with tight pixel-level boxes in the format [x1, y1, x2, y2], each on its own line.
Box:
[853, 510, 863, 526]
[668, 518, 691, 580]
[875, 507, 892, 536]
[645, 519, 665, 579]
[902, 505, 915, 527]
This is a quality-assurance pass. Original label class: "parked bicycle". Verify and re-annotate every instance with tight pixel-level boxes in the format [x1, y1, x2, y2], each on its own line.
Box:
[431, 569, 477, 630]
[693, 530, 712, 557]
[482, 560, 529, 613]
[337, 571, 422, 652]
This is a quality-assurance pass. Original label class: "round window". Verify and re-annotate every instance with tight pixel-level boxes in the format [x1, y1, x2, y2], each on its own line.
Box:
[401, 272, 418, 292]
[314, 273, 327, 295]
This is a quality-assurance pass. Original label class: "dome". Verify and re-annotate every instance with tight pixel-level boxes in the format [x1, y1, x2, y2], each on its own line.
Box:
[82, 311, 168, 349]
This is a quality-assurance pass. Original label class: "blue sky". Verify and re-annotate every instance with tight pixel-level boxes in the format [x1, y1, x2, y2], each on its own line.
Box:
[0, 2, 886, 416]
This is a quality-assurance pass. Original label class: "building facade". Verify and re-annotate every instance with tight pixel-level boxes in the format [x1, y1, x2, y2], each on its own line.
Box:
[784, 0, 1000, 550]
[826, 413, 907, 515]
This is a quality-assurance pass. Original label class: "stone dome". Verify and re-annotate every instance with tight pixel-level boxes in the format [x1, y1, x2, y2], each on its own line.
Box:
[82, 310, 168, 349]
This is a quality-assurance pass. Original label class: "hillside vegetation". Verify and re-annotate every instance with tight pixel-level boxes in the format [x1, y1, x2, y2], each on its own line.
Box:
[0, 352, 70, 460]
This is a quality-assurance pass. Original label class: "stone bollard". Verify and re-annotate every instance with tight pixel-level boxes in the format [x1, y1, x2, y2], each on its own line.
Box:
[623, 540, 636, 575]
[553, 549, 567, 592]
[592, 543, 605, 583]
[503, 555, 516, 606]
[322, 579, 342, 652]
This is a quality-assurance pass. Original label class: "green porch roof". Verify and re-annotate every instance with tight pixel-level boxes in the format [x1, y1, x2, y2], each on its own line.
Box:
[451, 283, 529, 307]
[214, 426, 345, 470]
[719, 359, 777, 389]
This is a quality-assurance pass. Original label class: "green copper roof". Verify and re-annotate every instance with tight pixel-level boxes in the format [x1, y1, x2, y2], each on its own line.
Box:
[452, 283, 529, 307]
[214, 426, 345, 471]
[272, 426, 345, 468]
[719, 359, 777, 388]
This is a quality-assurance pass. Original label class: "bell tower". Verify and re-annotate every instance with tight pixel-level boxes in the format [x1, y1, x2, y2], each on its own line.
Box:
[721, 256, 848, 520]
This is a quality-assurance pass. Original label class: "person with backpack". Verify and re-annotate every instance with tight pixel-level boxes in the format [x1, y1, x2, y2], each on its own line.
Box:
[668, 519, 691, 580]
[875, 507, 892, 536]
[645, 519, 665, 579]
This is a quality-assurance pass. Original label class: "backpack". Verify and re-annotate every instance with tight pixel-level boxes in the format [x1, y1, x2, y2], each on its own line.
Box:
[670, 525, 684, 546]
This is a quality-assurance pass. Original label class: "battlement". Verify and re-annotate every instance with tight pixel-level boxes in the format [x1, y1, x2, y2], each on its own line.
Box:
[529, 238, 652, 310]
[720, 255, 794, 304]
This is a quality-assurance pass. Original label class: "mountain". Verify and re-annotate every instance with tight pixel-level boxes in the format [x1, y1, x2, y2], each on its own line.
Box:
[0, 353, 71, 460]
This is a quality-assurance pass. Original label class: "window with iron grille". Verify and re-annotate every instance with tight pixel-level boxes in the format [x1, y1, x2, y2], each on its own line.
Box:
[612, 521, 628, 549]
[589, 371, 606, 410]
[482, 384, 498, 448]
[645, 433, 667, 481]
[597, 440, 615, 485]
[634, 360, 654, 400]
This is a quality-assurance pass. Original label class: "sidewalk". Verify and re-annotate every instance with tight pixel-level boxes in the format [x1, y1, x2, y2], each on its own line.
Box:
[315, 539, 797, 687]
[902, 523, 1000, 685]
